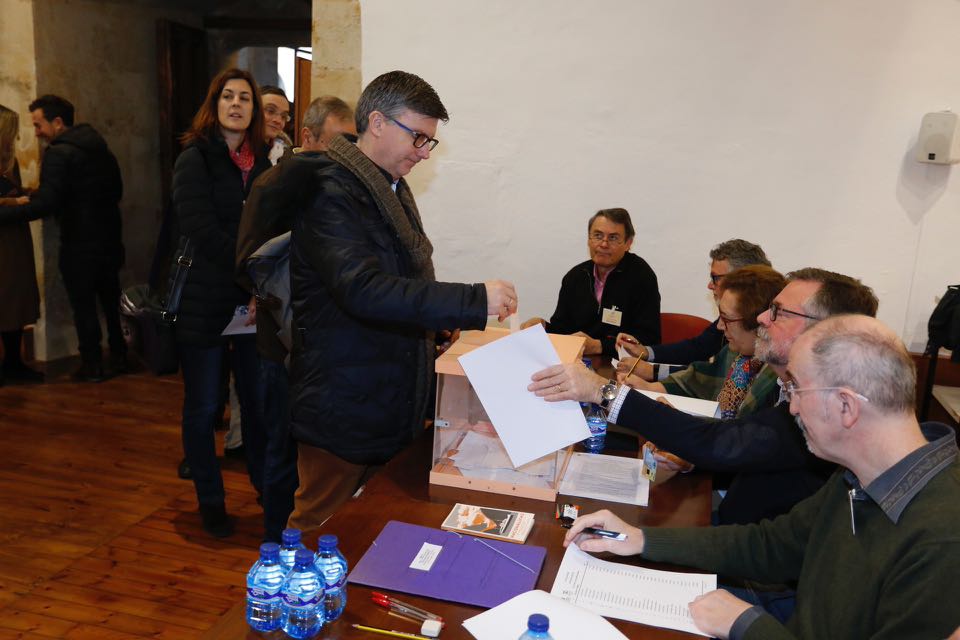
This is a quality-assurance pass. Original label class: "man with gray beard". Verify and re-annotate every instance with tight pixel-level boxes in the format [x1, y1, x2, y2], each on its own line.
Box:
[530, 268, 878, 525]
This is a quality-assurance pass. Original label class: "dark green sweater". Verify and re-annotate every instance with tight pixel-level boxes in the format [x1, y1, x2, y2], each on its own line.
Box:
[643, 427, 960, 639]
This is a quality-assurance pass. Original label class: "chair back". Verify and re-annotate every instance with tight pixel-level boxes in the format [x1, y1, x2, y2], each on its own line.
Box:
[660, 312, 713, 344]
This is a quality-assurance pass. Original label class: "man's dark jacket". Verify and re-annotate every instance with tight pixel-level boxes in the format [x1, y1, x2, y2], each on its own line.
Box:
[290, 157, 487, 466]
[650, 319, 724, 367]
[0, 124, 123, 259]
[236, 151, 328, 362]
[615, 391, 834, 524]
[172, 136, 270, 346]
[548, 252, 661, 355]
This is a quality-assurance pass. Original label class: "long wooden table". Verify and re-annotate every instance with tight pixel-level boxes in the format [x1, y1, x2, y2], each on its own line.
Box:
[202, 431, 712, 639]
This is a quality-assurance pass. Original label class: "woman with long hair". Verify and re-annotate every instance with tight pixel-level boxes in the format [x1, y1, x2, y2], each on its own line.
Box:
[172, 68, 270, 537]
[0, 105, 43, 385]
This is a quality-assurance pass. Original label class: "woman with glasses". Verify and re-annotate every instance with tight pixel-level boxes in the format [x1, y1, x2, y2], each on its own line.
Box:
[620, 265, 786, 419]
[171, 68, 271, 537]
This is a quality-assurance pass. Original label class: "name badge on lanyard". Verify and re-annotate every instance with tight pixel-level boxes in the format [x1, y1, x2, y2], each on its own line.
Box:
[602, 305, 623, 327]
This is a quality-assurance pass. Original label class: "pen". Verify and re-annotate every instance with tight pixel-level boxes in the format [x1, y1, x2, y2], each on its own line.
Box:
[352, 623, 430, 639]
[561, 523, 628, 541]
[371, 592, 443, 623]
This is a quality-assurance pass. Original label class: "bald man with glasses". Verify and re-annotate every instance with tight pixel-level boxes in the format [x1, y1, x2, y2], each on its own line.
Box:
[523, 208, 661, 356]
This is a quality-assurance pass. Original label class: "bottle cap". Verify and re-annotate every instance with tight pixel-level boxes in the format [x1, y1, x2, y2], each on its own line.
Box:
[293, 548, 314, 566]
[259, 542, 280, 561]
[421, 619, 443, 637]
[527, 613, 549, 632]
[281, 528, 302, 545]
[318, 534, 339, 550]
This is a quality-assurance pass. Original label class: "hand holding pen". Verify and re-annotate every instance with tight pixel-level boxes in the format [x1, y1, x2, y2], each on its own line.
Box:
[562, 509, 645, 555]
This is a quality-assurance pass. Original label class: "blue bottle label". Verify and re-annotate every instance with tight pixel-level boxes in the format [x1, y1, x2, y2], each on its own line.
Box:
[247, 586, 280, 600]
[282, 593, 321, 608]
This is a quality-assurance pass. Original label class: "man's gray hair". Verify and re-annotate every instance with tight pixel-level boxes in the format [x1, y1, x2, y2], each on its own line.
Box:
[807, 316, 915, 414]
[787, 268, 879, 320]
[709, 239, 771, 270]
[302, 96, 352, 134]
[355, 70, 448, 135]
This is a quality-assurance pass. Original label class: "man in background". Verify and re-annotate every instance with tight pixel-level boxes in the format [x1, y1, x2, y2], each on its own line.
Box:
[0, 95, 125, 382]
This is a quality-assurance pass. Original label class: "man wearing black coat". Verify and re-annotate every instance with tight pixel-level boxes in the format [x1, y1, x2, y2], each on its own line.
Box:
[287, 71, 518, 530]
[0, 95, 124, 381]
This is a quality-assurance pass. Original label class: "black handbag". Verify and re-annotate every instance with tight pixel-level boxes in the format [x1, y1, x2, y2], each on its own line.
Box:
[118, 237, 193, 375]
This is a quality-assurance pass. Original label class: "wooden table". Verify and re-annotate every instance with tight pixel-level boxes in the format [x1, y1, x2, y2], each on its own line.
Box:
[203, 432, 712, 639]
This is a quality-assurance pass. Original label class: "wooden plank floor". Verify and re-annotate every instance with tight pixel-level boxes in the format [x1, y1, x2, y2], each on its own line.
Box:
[0, 362, 263, 638]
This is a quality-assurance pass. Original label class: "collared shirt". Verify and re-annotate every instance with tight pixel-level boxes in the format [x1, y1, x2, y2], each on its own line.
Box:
[846, 421, 958, 524]
[592, 262, 610, 304]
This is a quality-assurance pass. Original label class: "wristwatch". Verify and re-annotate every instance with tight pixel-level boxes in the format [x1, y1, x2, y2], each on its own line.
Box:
[598, 379, 619, 410]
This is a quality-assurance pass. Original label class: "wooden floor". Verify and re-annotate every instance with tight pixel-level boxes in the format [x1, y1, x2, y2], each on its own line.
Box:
[0, 363, 262, 639]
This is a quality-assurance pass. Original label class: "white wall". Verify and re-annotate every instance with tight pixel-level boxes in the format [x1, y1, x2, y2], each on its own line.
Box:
[360, 0, 960, 350]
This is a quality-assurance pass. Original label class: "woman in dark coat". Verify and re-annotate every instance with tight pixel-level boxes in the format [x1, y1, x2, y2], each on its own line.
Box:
[172, 68, 270, 537]
[0, 104, 43, 385]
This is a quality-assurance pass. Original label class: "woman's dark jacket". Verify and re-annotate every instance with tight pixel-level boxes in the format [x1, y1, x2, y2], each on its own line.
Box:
[171, 136, 270, 346]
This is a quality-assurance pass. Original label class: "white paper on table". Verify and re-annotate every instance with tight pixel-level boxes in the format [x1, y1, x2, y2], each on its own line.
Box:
[457, 325, 591, 468]
[448, 431, 555, 476]
[221, 305, 256, 335]
[559, 453, 649, 506]
[637, 390, 720, 418]
[551, 544, 716, 637]
[463, 589, 627, 640]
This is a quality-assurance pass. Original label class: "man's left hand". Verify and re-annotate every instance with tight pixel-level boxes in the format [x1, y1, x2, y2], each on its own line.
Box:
[437, 328, 461, 356]
[529, 362, 607, 404]
[573, 331, 602, 355]
[689, 590, 753, 639]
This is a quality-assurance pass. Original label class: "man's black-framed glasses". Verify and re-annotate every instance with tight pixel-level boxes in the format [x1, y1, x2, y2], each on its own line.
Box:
[389, 117, 439, 151]
[768, 301, 820, 322]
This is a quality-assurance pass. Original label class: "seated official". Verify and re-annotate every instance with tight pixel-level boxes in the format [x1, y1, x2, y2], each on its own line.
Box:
[564, 316, 960, 640]
[620, 265, 785, 420]
[531, 268, 879, 525]
[617, 238, 771, 381]
[523, 208, 660, 356]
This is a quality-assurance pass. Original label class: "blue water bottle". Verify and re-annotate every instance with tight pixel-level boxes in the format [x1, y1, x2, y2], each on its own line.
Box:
[280, 548, 325, 639]
[314, 534, 348, 621]
[279, 528, 306, 571]
[583, 403, 607, 453]
[518, 613, 555, 639]
[246, 542, 284, 632]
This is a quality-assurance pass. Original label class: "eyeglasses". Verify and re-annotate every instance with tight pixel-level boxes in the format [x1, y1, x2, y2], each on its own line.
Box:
[388, 117, 439, 151]
[589, 232, 625, 245]
[768, 301, 820, 322]
[264, 105, 291, 123]
[783, 379, 870, 403]
[718, 312, 745, 325]
[709, 273, 725, 285]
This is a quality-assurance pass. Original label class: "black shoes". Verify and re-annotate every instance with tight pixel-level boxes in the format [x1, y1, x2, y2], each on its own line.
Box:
[71, 361, 106, 383]
[224, 444, 246, 459]
[200, 504, 235, 538]
[177, 458, 192, 480]
[108, 352, 129, 376]
[2, 362, 44, 384]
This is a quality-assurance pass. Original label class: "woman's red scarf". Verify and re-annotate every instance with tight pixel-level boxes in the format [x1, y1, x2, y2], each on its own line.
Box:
[229, 137, 255, 187]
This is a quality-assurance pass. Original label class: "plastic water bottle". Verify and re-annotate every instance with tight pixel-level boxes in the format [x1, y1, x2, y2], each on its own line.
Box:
[518, 613, 554, 639]
[583, 403, 607, 453]
[314, 534, 348, 621]
[279, 528, 306, 571]
[280, 549, 324, 639]
[246, 542, 284, 632]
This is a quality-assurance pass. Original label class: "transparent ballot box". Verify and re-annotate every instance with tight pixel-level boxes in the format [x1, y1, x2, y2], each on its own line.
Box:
[430, 327, 586, 501]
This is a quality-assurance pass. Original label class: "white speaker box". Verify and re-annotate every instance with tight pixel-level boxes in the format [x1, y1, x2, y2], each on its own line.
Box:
[917, 111, 960, 164]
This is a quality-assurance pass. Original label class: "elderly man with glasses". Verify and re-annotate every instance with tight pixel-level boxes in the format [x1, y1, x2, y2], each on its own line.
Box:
[523, 208, 661, 356]
[530, 268, 879, 525]
[286, 71, 517, 531]
[563, 315, 960, 640]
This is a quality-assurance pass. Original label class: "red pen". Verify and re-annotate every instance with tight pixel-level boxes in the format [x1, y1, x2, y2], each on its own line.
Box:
[371, 592, 444, 625]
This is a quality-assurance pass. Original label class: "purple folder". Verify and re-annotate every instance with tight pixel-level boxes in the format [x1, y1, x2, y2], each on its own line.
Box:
[347, 520, 546, 609]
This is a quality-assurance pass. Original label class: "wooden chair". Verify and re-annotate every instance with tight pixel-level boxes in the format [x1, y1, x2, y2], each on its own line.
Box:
[660, 312, 713, 344]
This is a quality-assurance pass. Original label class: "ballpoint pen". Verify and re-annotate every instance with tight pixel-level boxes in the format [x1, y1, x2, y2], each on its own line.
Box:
[371, 592, 443, 623]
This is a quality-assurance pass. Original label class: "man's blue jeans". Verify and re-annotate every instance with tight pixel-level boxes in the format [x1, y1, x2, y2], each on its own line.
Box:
[258, 357, 298, 542]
